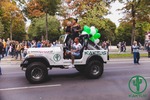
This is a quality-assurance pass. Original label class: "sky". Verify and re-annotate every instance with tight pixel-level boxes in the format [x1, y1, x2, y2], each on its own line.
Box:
[105, 1, 124, 27]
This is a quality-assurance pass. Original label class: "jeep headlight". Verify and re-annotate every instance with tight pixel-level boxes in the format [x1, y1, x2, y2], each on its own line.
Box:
[26, 54, 35, 58]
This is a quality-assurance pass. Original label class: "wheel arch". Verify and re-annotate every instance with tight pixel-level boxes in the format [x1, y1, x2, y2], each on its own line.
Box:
[23, 56, 51, 68]
[86, 55, 104, 65]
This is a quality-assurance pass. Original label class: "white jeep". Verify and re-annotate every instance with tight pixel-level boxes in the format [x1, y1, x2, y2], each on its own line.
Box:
[20, 34, 108, 83]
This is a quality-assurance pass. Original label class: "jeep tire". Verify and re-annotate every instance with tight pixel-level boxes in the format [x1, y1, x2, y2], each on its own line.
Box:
[85, 60, 103, 79]
[26, 62, 48, 84]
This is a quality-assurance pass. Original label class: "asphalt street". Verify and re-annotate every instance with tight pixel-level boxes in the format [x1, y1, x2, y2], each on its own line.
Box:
[0, 58, 150, 100]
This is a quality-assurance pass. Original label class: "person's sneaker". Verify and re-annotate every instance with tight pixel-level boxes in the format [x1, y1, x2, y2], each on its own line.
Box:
[68, 64, 75, 68]
[63, 66, 69, 69]
[137, 63, 140, 65]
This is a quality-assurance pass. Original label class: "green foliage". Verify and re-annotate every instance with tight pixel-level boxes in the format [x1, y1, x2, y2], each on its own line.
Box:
[99, 19, 116, 42]
[12, 19, 26, 41]
[79, 1, 108, 28]
[28, 16, 60, 41]
[136, 22, 150, 44]
[120, 0, 150, 22]
[78, 1, 116, 42]
[115, 22, 132, 45]
[109, 53, 147, 58]
[0, 0, 26, 40]
[118, 0, 150, 46]
[115, 21, 150, 45]
[0, 19, 4, 38]
[37, 0, 61, 15]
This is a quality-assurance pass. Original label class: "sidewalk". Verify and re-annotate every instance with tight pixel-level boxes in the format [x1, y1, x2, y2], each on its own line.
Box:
[108, 57, 150, 62]
[109, 46, 147, 54]
[1, 56, 23, 62]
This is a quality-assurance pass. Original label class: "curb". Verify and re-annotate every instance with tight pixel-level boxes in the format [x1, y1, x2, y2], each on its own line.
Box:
[108, 57, 150, 62]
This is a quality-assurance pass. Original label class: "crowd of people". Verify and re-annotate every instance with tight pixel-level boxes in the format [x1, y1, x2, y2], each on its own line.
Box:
[0, 18, 82, 68]
[117, 41, 126, 53]
[0, 38, 53, 61]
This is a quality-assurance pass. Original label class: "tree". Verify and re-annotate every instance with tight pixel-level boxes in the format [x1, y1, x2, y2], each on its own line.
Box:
[25, 0, 45, 19]
[136, 22, 150, 44]
[115, 21, 150, 45]
[25, 0, 61, 40]
[77, 1, 116, 42]
[115, 22, 132, 45]
[28, 16, 60, 41]
[79, 1, 108, 27]
[0, 0, 26, 40]
[62, 0, 115, 18]
[119, 0, 150, 48]
[99, 19, 116, 43]
[0, 19, 4, 38]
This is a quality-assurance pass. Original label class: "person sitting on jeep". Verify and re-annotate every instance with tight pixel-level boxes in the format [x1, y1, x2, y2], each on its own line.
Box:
[66, 37, 82, 68]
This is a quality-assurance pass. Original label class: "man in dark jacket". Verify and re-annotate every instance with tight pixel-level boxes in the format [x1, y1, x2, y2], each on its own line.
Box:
[0, 38, 4, 61]
[0, 38, 3, 75]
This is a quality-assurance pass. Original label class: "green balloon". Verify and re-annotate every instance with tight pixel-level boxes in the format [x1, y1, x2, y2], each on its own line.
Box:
[94, 33, 101, 39]
[83, 25, 90, 34]
[90, 37, 95, 42]
[96, 28, 98, 33]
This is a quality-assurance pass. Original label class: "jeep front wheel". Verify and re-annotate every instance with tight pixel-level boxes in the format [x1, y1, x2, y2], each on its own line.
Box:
[85, 60, 103, 79]
[26, 62, 48, 84]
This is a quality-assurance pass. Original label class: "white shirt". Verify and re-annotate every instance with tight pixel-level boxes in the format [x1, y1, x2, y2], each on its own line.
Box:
[132, 45, 139, 53]
[72, 43, 82, 53]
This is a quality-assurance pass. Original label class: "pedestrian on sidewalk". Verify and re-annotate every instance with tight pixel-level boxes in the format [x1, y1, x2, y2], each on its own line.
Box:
[147, 41, 150, 58]
[132, 41, 140, 64]
[0, 38, 3, 61]
[15, 41, 22, 60]
[117, 42, 121, 54]
[0, 38, 3, 75]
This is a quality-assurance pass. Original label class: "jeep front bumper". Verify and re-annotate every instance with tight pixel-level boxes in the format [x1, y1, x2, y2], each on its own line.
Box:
[20, 59, 29, 70]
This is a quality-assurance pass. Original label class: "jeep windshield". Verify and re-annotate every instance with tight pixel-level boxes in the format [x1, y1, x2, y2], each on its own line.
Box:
[58, 34, 67, 44]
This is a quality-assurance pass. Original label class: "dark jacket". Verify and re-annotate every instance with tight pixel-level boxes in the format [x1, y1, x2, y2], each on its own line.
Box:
[0, 42, 3, 54]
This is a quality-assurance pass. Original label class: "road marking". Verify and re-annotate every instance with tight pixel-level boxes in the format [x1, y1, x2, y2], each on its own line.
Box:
[144, 77, 150, 79]
[2, 72, 24, 75]
[0, 84, 61, 91]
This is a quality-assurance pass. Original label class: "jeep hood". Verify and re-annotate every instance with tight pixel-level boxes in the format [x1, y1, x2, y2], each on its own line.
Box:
[27, 46, 61, 54]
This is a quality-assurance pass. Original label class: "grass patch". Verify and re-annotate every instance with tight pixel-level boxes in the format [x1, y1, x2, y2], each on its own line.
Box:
[109, 53, 148, 58]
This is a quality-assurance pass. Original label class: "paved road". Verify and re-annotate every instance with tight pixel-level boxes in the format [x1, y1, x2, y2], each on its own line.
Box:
[0, 58, 150, 100]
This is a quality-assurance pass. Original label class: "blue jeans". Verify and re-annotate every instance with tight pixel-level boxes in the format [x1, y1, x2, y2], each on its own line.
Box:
[133, 52, 140, 63]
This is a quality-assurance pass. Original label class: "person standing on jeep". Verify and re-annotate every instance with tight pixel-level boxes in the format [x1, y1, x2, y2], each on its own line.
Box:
[71, 19, 81, 40]
[65, 21, 72, 49]
[66, 37, 82, 68]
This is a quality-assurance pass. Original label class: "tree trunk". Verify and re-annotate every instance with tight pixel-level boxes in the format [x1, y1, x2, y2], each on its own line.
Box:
[131, 3, 136, 53]
[45, 12, 48, 40]
[10, 20, 13, 40]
